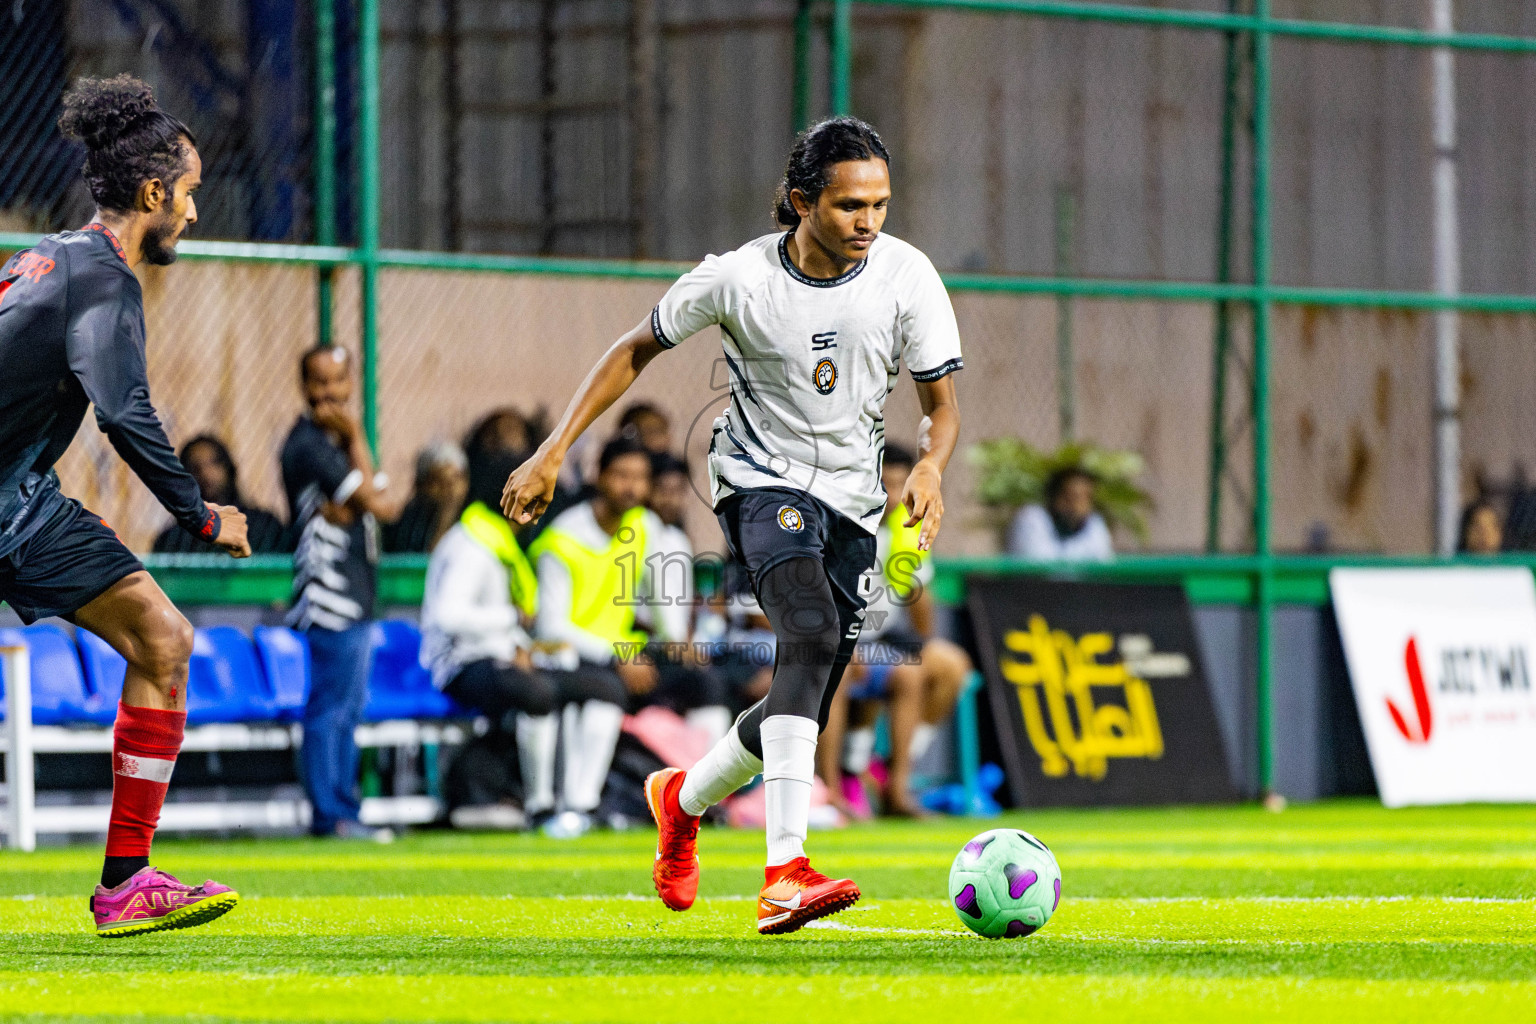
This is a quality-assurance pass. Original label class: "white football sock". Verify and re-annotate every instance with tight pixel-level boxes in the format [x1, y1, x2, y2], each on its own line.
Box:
[843, 726, 877, 775]
[909, 722, 939, 767]
[516, 712, 558, 815]
[685, 705, 732, 746]
[561, 701, 624, 812]
[579, 700, 624, 812]
[761, 714, 818, 867]
[679, 723, 762, 817]
[559, 703, 580, 809]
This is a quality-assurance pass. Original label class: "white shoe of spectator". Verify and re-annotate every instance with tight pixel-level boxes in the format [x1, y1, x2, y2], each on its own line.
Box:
[450, 804, 529, 832]
[541, 810, 592, 840]
[335, 820, 396, 844]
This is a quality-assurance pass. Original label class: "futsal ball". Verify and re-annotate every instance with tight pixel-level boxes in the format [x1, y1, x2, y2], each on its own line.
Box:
[948, 828, 1062, 938]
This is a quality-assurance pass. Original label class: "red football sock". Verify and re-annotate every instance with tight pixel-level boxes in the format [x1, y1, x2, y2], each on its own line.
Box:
[105, 702, 186, 858]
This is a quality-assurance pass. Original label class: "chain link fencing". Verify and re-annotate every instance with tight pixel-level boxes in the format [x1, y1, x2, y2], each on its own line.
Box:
[2, 0, 325, 242]
[1, 1, 1533, 560]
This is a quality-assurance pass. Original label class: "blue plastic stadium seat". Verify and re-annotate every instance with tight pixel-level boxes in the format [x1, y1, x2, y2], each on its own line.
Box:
[76, 628, 127, 724]
[0, 623, 99, 725]
[187, 626, 278, 724]
[77, 626, 278, 725]
[363, 619, 456, 721]
[253, 625, 310, 722]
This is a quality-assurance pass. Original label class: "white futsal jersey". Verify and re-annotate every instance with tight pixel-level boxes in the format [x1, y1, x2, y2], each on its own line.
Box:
[650, 231, 963, 534]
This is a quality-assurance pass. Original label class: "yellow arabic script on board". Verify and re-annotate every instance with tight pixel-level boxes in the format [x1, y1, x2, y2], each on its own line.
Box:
[999, 614, 1165, 780]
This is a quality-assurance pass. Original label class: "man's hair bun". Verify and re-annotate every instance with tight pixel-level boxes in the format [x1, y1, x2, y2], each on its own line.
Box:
[58, 74, 159, 150]
[57, 74, 195, 212]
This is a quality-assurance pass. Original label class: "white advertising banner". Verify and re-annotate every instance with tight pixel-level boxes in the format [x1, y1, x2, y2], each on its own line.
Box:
[1331, 568, 1536, 807]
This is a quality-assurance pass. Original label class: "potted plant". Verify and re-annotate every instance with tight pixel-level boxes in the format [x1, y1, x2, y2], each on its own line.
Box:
[968, 438, 1153, 549]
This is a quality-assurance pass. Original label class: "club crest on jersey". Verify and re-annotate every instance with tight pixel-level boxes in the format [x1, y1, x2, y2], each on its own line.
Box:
[777, 505, 805, 532]
[814, 357, 838, 395]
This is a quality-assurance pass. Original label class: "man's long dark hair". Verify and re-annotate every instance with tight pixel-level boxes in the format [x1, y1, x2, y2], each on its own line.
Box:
[58, 74, 195, 213]
[773, 117, 890, 228]
[178, 435, 239, 508]
[466, 449, 520, 513]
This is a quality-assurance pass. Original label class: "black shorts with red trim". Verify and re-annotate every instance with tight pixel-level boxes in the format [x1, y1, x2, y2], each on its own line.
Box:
[0, 494, 143, 624]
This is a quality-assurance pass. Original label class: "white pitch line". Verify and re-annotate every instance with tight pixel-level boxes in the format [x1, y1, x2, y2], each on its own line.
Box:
[6, 893, 1529, 905]
[1066, 895, 1535, 905]
[537, 895, 1533, 905]
[804, 920, 962, 938]
[540, 894, 756, 902]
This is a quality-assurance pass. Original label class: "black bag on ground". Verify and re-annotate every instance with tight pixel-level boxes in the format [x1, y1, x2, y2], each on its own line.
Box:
[444, 730, 522, 811]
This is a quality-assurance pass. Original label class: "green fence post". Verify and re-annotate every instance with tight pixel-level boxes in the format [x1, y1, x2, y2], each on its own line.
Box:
[359, 0, 381, 459]
[1251, 0, 1275, 797]
[314, 0, 336, 347]
[831, 0, 852, 115]
[794, 1, 815, 131]
[1206, 0, 1243, 553]
[1054, 185, 1076, 441]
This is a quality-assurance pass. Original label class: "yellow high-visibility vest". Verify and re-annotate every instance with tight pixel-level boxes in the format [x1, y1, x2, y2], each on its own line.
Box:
[883, 505, 926, 600]
[457, 501, 538, 617]
[529, 505, 649, 647]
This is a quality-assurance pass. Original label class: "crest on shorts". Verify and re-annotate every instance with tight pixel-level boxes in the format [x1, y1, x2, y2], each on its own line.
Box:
[777, 505, 805, 532]
[814, 357, 838, 395]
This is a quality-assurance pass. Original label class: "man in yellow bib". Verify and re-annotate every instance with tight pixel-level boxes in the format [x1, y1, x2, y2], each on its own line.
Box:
[420, 448, 627, 836]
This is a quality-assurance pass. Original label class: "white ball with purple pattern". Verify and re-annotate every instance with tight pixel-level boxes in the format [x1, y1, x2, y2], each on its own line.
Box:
[948, 828, 1062, 938]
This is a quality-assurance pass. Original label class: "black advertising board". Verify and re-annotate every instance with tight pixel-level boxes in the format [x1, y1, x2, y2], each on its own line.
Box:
[967, 577, 1235, 807]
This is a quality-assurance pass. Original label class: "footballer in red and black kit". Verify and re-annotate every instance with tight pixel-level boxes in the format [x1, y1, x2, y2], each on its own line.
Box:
[0, 74, 250, 937]
[0, 222, 219, 617]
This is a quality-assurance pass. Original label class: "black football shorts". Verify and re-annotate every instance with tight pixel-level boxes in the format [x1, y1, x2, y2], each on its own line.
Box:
[0, 495, 144, 624]
[714, 486, 877, 628]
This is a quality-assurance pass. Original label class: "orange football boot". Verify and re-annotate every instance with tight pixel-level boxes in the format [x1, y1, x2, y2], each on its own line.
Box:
[645, 768, 700, 911]
[756, 857, 860, 935]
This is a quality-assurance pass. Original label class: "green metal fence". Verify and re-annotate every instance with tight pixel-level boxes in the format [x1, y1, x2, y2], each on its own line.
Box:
[4, 0, 1536, 794]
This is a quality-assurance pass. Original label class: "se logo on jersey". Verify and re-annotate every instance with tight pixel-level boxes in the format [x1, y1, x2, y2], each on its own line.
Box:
[777, 505, 805, 532]
[814, 358, 838, 395]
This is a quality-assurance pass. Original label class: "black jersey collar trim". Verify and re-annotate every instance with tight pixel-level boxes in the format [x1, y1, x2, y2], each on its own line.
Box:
[777, 232, 867, 288]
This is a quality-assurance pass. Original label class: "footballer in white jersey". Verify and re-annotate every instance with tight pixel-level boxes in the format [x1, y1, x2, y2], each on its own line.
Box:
[650, 228, 962, 532]
[502, 117, 963, 935]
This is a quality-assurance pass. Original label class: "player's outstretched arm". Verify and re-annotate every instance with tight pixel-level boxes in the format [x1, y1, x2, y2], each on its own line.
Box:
[903, 375, 961, 551]
[65, 264, 224, 545]
[502, 318, 665, 524]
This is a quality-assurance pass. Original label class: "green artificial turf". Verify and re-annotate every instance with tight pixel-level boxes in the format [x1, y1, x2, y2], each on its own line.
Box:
[1, 800, 1533, 1023]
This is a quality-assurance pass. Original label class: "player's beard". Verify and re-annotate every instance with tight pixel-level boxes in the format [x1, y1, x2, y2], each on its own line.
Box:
[142, 213, 182, 266]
